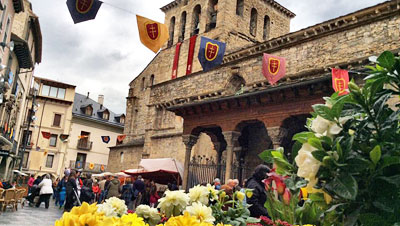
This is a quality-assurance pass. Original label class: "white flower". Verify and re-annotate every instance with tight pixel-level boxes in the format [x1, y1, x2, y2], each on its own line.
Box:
[185, 202, 216, 223]
[311, 115, 350, 138]
[206, 184, 218, 201]
[189, 185, 210, 205]
[136, 205, 152, 219]
[157, 190, 189, 217]
[97, 197, 128, 217]
[295, 143, 321, 182]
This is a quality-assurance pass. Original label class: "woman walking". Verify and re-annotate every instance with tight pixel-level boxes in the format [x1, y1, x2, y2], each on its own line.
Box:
[121, 178, 134, 209]
[65, 170, 78, 212]
[36, 174, 54, 209]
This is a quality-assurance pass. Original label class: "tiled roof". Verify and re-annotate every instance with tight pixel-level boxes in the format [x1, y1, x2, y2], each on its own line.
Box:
[73, 93, 124, 128]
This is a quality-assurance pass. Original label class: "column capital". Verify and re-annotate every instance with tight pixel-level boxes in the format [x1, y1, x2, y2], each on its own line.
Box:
[182, 134, 198, 148]
[222, 131, 241, 146]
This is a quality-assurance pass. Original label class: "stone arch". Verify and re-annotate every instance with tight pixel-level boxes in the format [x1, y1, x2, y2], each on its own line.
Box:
[250, 8, 258, 37]
[236, 0, 244, 16]
[234, 120, 273, 182]
[280, 114, 310, 161]
[263, 15, 270, 40]
[180, 11, 187, 41]
[141, 77, 145, 91]
[192, 4, 202, 35]
[169, 16, 176, 47]
[224, 74, 246, 95]
[206, 0, 218, 31]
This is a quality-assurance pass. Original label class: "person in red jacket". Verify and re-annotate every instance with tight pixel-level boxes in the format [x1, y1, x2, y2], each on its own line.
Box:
[92, 181, 101, 202]
[28, 175, 35, 193]
[149, 181, 160, 208]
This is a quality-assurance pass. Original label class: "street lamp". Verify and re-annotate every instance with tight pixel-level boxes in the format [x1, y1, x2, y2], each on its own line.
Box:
[0, 41, 14, 51]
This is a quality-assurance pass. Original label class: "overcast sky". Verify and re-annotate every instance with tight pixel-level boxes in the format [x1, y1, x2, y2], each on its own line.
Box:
[29, 0, 384, 113]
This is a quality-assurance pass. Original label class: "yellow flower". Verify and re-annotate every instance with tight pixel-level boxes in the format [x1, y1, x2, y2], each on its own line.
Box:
[245, 190, 253, 198]
[300, 187, 308, 200]
[185, 202, 215, 223]
[165, 212, 204, 226]
[158, 190, 189, 217]
[121, 213, 148, 226]
[54, 202, 101, 226]
[236, 192, 245, 201]
[304, 180, 332, 204]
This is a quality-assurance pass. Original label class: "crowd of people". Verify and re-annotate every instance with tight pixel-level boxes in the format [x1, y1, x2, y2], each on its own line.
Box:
[2, 164, 270, 218]
[24, 169, 173, 212]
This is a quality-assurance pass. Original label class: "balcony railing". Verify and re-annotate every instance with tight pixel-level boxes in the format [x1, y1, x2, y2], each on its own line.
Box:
[77, 139, 92, 151]
[69, 161, 107, 173]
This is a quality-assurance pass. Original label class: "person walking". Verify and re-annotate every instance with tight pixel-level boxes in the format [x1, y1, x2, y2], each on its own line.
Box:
[36, 174, 54, 209]
[245, 164, 270, 218]
[65, 170, 78, 212]
[27, 175, 35, 193]
[121, 178, 134, 209]
[133, 176, 145, 208]
[98, 177, 107, 203]
[149, 181, 159, 208]
[58, 175, 68, 208]
[92, 181, 100, 202]
[80, 179, 94, 204]
[106, 176, 120, 199]
[53, 178, 60, 205]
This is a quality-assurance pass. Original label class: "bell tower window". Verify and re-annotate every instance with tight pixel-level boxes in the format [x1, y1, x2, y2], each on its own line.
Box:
[207, 0, 218, 31]
[168, 17, 176, 47]
[263, 15, 270, 40]
[180, 11, 187, 41]
[250, 8, 258, 37]
[236, 0, 244, 16]
[192, 5, 201, 36]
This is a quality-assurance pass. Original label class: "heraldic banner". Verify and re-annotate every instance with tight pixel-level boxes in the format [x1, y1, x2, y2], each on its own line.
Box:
[198, 36, 226, 72]
[66, 0, 103, 24]
[262, 53, 286, 85]
[136, 15, 169, 53]
[331, 68, 349, 96]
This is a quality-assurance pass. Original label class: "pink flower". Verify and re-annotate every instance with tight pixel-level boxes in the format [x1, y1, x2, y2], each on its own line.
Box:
[283, 188, 291, 205]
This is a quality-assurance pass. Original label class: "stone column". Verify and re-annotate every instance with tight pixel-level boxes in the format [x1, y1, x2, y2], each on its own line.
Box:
[182, 135, 198, 191]
[267, 127, 287, 149]
[222, 131, 241, 182]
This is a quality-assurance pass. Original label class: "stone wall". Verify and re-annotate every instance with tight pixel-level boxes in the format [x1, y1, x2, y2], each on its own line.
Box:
[107, 145, 143, 172]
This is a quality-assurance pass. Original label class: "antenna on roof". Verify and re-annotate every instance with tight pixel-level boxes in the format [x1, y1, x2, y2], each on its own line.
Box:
[87, 92, 90, 99]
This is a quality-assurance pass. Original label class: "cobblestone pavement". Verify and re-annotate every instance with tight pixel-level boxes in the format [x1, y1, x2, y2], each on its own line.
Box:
[0, 199, 63, 226]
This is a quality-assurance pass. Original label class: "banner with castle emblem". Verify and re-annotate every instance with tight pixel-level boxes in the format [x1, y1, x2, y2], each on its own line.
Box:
[198, 36, 226, 72]
[331, 68, 349, 96]
[262, 53, 286, 85]
[66, 0, 103, 24]
[136, 15, 169, 53]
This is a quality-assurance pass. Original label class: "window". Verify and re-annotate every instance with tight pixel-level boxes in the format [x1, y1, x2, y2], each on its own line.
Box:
[150, 74, 155, 87]
[0, 4, 6, 29]
[263, 15, 270, 40]
[2, 18, 10, 48]
[22, 152, 29, 168]
[45, 154, 54, 168]
[41, 85, 66, 99]
[120, 116, 125, 124]
[103, 111, 109, 120]
[207, 0, 218, 31]
[49, 134, 57, 147]
[236, 0, 244, 16]
[120, 152, 124, 163]
[85, 106, 93, 116]
[168, 17, 176, 47]
[53, 114, 61, 127]
[141, 77, 146, 91]
[192, 5, 201, 35]
[250, 8, 258, 37]
[180, 12, 187, 41]
[22, 130, 32, 147]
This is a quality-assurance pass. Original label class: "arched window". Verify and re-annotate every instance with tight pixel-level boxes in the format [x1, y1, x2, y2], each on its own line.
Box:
[207, 0, 218, 31]
[120, 152, 124, 163]
[180, 11, 187, 41]
[250, 8, 258, 37]
[236, 0, 244, 16]
[168, 17, 176, 47]
[150, 74, 155, 86]
[192, 5, 201, 35]
[263, 15, 270, 40]
[183, 0, 188, 5]
[141, 77, 145, 91]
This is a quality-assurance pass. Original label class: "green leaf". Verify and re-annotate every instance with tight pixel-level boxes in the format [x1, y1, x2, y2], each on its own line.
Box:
[336, 142, 343, 159]
[291, 141, 302, 160]
[381, 156, 400, 169]
[258, 150, 275, 164]
[312, 104, 335, 121]
[377, 51, 395, 69]
[377, 175, 400, 186]
[292, 132, 314, 143]
[271, 150, 284, 159]
[345, 158, 370, 173]
[309, 193, 325, 202]
[311, 150, 328, 162]
[325, 172, 358, 200]
[370, 145, 382, 165]
[308, 138, 323, 150]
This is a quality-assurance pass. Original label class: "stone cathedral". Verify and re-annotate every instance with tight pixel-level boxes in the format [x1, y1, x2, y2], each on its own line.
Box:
[107, 0, 400, 189]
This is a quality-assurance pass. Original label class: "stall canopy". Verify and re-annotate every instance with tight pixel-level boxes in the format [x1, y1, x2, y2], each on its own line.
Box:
[124, 158, 184, 185]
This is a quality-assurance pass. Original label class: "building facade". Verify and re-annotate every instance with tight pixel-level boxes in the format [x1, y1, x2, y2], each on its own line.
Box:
[21, 77, 75, 177]
[0, 0, 41, 180]
[67, 93, 124, 174]
[109, 0, 400, 189]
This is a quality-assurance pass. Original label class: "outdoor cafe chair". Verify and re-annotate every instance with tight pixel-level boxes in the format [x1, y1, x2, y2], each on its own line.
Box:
[2, 188, 16, 212]
[0, 188, 4, 213]
[15, 188, 26, 210]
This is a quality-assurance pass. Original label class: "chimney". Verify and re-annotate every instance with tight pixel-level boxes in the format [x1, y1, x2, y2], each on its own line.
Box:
[98, 94, 104, 106]
[87, 92, 90, 99]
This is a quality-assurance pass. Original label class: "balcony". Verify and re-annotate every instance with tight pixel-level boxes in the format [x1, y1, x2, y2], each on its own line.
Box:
[69, 161, 107, 173]
[77, 139, 92, 151]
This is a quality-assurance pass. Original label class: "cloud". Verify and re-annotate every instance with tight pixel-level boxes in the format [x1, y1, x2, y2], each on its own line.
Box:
[30, 0, 385, 113]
